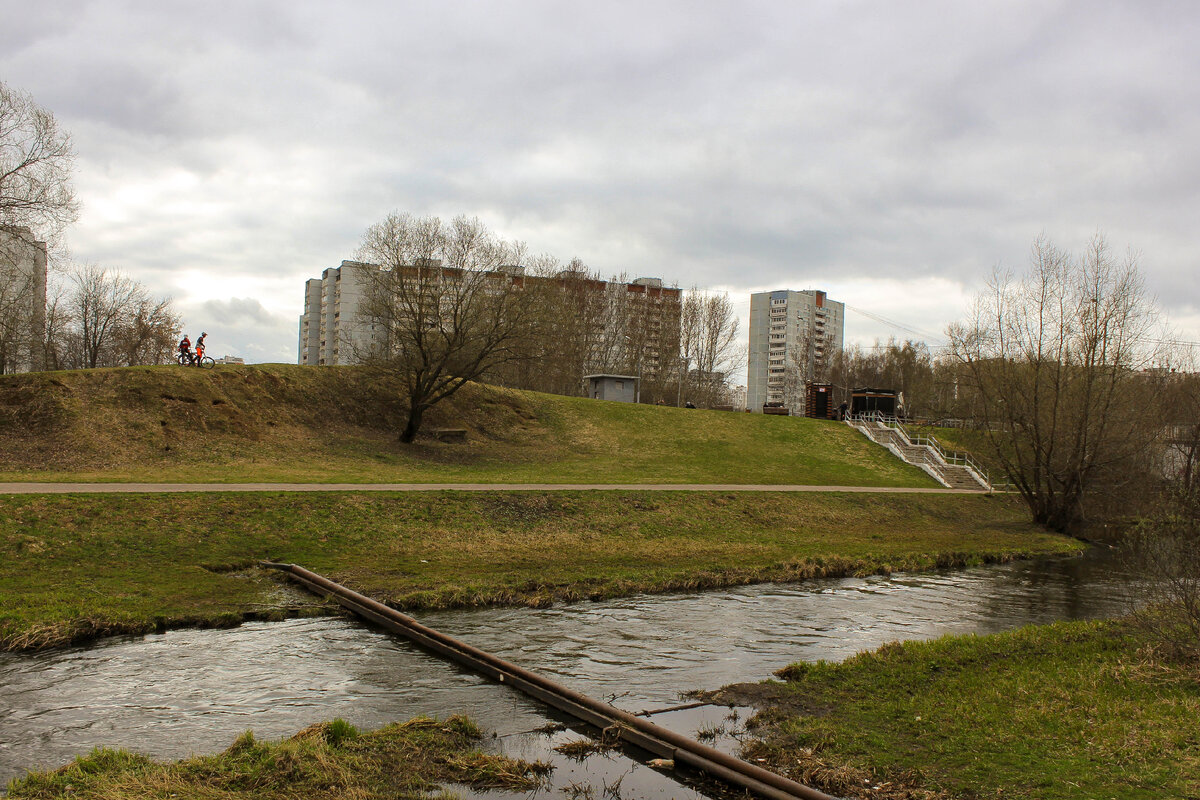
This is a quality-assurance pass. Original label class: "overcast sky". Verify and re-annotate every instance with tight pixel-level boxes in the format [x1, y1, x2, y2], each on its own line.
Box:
[2, 1, 1198, 371]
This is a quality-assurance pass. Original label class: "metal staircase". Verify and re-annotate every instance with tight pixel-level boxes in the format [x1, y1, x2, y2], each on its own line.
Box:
[848, 412, 992, 491]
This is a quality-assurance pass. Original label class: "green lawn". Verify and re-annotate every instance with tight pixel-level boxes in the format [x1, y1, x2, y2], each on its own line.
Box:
[721, 620, 1200, 800]
[0, 491, 1076, 651]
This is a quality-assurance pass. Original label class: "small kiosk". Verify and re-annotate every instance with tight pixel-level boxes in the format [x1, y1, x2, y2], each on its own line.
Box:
[584, 374, 638, 403]
[805, 383, 835, 419]
[850, 387, 900, 417]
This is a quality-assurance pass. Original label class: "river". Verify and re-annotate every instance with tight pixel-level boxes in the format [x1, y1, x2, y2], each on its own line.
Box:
[0, 547, 1136, 795]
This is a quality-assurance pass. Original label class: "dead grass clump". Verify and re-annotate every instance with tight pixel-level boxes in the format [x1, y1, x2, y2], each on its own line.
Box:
[8, 714, 552, 799]
[739, 740, 951, 800]
[553, 738, 618, 760]
[1, 617, 157, 652]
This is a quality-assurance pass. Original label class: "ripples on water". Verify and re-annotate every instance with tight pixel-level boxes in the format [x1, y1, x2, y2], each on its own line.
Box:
[0, 549, 1136, 786]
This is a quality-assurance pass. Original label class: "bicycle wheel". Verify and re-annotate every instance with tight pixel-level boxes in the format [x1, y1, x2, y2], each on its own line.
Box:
[176, 353, 189, 366]
[200, 356, 215, 369]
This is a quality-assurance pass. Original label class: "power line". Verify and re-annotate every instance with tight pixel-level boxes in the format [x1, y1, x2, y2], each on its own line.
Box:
[845, 305, 946, 344]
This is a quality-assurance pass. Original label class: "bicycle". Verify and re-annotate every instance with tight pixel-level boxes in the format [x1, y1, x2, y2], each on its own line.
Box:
[176, 351, 215, 369]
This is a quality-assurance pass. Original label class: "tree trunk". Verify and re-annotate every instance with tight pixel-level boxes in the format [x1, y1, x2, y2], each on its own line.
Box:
[400, 404, 424, 443]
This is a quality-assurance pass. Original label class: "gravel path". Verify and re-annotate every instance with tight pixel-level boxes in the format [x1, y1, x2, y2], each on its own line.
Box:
[0, 482, 987, 494]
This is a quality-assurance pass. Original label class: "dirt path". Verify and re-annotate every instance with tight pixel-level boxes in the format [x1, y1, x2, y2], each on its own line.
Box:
[0, 482, 987, 494]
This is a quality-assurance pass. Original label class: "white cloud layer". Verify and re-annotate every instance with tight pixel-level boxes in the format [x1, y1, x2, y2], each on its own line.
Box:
[2, 0, 1198, 368]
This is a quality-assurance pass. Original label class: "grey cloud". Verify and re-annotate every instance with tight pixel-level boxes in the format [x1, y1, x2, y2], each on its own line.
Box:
[188, 297, 296, 362]
[1, 0, 1198, 365]
[199, 297, 280, 327]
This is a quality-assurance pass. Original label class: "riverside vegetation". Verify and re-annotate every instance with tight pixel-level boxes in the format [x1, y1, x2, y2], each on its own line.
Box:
[6, 364, 1188, 799]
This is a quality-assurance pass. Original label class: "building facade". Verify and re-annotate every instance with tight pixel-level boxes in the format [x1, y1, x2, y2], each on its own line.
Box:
[0, 226, 48, 374]
[584, 373, 638, 403]
[297, 260, 378, 366]
[297, 262, 682, 398]
[747, 289, 844, 412]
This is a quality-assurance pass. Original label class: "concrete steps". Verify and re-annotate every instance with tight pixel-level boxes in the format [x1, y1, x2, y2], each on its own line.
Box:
[855, 422, 990, 491]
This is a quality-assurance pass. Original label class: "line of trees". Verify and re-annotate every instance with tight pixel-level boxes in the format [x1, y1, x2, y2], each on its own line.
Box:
[496, 259, 690, 405]
[45, 264, 181, 370]
[1, 82, 181, 374]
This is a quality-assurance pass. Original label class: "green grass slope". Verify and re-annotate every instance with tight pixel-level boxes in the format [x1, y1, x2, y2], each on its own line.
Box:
[0, 364, 936, 486]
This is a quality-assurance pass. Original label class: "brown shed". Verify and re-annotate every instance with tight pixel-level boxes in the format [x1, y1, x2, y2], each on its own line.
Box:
[805, 383, 835, 419]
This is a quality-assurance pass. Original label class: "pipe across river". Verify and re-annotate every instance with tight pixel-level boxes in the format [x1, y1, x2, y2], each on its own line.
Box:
[0, 548, 1136, 793]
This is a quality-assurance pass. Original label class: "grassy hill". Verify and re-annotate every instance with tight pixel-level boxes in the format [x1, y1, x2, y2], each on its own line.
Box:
[0, 363, 936, 486]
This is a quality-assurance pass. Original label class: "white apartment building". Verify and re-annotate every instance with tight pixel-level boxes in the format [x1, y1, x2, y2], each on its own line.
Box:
[747, 289, 844, 412]
[297, 260, 379, 366]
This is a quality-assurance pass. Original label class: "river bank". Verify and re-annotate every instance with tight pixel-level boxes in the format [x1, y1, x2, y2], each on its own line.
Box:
[0, 490, 1078, 652]
[708, 619, 1200, 800]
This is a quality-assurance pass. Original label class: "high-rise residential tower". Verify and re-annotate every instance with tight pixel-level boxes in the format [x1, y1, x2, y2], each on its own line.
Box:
[746, 289, 844, 412]
[297, 260, 378, 366]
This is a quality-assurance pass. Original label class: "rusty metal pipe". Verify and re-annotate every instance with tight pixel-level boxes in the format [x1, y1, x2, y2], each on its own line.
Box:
[262, 561, 839, 800]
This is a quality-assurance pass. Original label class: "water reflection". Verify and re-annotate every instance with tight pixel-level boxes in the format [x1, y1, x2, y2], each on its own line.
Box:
[0, 548, 1134, 786]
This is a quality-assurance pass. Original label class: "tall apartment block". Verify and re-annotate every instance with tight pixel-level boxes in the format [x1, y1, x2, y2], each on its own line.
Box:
[298, 261, 681, 382]
[297, 260, 378, 366]
[0, 226, 48, 374]
[746, 289, 844, 412]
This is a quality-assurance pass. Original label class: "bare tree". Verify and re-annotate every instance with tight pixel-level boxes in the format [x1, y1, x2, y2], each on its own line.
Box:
[948, 234, 1167, 531]
[588, 273, 636, 379]
[0, 83, 77, 374]
[613, 278, 682, 404]
[111, 294, 182, 366]
[827, 338, 938, 416]
[40, 277, 72, 371]
[679, 289, 743, 407]
[67, 265, 141, 368]
[0, 82, 77, 235]
[355, 213, 540, 442]
[525, 257, 609, 396]
[780, 327, 837, 412]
